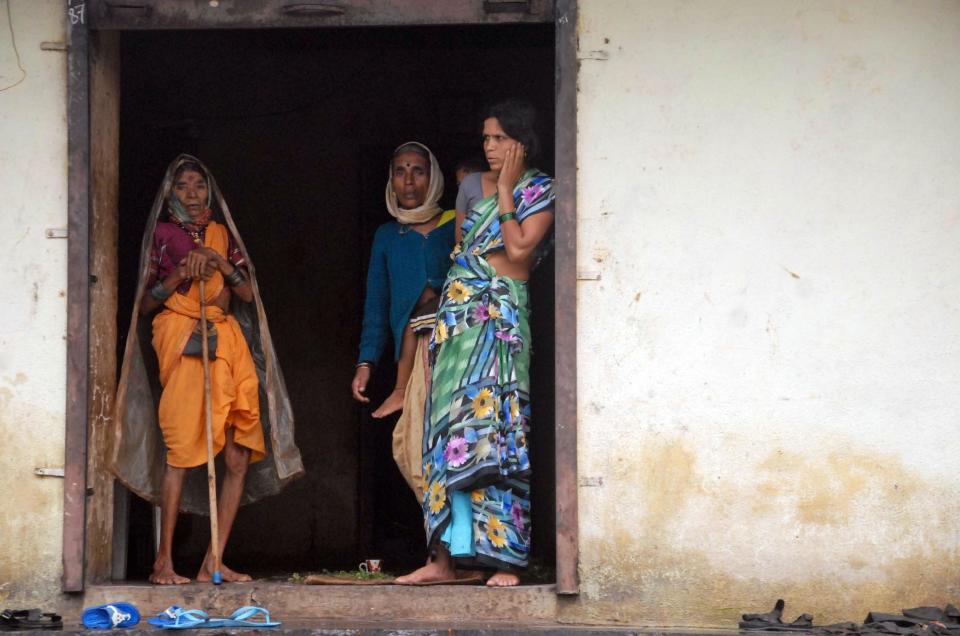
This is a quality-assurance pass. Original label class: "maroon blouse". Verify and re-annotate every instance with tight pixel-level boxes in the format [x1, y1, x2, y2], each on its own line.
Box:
[147, 221, 244, 294]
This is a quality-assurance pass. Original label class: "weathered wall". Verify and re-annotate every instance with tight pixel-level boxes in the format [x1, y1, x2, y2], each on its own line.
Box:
[0, 0, 67, 605]
[568, 0, 960, 627]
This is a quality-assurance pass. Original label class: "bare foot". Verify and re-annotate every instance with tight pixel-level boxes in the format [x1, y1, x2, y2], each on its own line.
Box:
[150, 556, 190, 585]
[486, 570, 520, 587]
[372, 388, 405, 418]
[395, 559, 457, 584]
[197, 561, 252, 583]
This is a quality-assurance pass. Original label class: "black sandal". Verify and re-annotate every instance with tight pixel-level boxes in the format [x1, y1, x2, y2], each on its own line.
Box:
[0, 609, 63, 631]
[740, 600, 816, 631]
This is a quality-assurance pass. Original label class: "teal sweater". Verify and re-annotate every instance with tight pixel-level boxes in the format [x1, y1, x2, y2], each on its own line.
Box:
[358, 214, 456, 364]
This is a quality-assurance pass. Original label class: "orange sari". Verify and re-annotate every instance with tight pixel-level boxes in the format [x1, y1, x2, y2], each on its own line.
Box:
[151, 220, 265, 468]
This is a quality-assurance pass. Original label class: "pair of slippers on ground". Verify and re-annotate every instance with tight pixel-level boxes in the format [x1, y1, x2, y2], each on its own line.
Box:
[81, 604, 280, 629]
[148, 606, 280, 630]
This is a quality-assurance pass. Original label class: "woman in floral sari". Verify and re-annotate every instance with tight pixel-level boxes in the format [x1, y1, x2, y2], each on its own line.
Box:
[397, 100, 555, 587]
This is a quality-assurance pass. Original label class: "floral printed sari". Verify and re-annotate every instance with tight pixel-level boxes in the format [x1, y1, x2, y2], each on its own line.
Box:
[421, 169, 554, 570]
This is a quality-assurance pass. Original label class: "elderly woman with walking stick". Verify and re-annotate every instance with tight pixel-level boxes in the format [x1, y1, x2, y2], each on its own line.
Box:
[117, 155, 302, 585]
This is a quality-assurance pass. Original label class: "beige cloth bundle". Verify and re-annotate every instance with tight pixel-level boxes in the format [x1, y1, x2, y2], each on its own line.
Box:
[391, 334, 430, 499]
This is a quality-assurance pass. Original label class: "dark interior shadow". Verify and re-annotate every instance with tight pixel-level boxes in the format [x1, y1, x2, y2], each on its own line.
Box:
[117, 23, 556, 579]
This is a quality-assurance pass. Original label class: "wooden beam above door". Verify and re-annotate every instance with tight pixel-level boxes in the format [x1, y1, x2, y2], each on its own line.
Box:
[86, 0, 553, 30]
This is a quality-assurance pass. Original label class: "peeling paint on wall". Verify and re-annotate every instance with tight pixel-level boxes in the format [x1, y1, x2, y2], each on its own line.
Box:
[571, 0, 960, 627]
[0, 0, 68, 607]
[565, 437, 960, 626]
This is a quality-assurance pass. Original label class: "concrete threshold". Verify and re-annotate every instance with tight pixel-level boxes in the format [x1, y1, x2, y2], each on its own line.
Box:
[82, 581, 558, 625]
[68, 584, 764, 633]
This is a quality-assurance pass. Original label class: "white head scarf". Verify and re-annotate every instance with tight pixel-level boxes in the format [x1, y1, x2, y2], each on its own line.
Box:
[384, 141, 445, 225]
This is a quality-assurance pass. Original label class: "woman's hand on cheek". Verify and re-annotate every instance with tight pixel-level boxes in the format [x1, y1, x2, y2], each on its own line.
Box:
[497, 142, 526, 192]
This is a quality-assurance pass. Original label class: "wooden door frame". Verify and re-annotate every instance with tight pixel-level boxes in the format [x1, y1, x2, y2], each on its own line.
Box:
[65, 0, 579, 595]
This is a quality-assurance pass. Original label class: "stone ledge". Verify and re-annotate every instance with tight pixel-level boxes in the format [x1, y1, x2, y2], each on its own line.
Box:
[81, 582, 557, 624]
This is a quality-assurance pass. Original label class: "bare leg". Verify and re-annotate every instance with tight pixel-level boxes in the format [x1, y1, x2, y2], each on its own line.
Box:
[486, 570, 520, 587]
[197, 429, 252, 583]
[373, 286, 437, 419]
[395, 544, 457, 584]
[150, 465, 191, 585]
[372, 325, 417, 418]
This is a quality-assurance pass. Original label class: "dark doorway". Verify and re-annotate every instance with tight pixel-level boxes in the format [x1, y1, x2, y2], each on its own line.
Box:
[116, 24, 556, 579]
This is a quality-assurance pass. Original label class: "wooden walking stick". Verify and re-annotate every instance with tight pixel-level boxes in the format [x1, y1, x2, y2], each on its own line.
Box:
[198, 278, 223, 585]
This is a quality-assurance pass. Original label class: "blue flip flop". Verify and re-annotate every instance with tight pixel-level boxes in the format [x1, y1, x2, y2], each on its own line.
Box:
[146, 606, 184, 627]
[81, 603, 140, 629]
[217, 606, 281, 628]
[156, 608, 224, 630]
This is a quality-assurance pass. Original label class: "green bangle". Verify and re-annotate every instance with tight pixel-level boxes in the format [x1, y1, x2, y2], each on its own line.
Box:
[149, 281, 174, 301]
[499, 212, 517, 224]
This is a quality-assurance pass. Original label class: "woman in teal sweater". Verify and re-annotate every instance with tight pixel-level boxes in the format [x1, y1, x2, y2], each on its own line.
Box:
[351, 142, 454, 422]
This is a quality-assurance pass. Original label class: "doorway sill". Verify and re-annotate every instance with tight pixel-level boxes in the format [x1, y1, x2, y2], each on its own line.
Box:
[83, 581, 558, 623]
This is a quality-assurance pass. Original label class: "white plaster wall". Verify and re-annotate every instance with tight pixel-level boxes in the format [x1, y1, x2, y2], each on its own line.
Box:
[0, 0, 67, 604]
[572, 0, 960, 627]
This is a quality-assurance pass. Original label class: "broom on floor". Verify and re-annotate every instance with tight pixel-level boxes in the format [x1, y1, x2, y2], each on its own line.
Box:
[198, 278, 223, 585]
